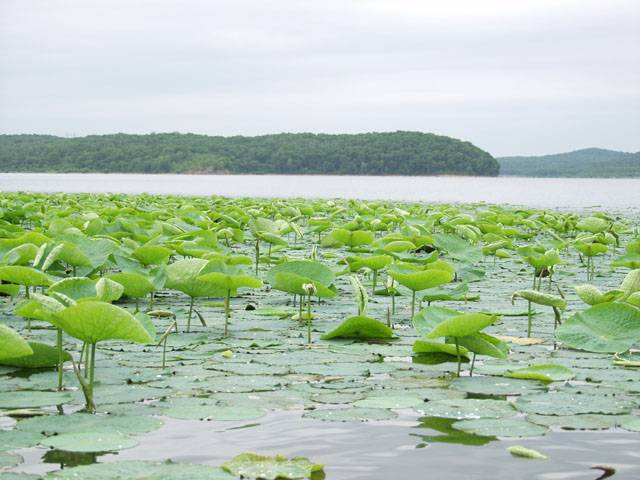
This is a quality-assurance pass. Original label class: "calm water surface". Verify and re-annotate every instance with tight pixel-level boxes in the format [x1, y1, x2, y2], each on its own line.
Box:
[1, 173, 639, 209]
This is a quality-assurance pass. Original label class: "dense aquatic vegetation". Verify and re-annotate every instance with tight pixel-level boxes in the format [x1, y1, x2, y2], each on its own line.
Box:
[499, 147, 640, 177]
[0, 192, 639, 478]
[0, 132, 499, 176]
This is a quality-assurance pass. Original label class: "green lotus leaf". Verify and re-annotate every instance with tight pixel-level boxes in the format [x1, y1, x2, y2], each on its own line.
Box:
[413, 339, 469, 358]
[0, 341, 71, 368]
[56, 301, 153, 344]
[132, 244, 172, 265]
[417, 398, 517, 419]
[165, 258, 227, 298]
[575, 241, 608, 257]
[222, 452, 324, 480]
[0, 283, 21, 297]
[303, 407, 397, 422]
[450, 332, 508, 358]
[627, 291, 640, 307]
[0, 324, 33, 361]
[272, 272, 336, 298]
[381, 240, 416, 253]
[450, 376, 546, 396]
[526, 413, 620, 430]
[555, 302, 640, 353]
[17, 413, 163, 436]
[433, 233, 481, 262]
[0, 266, 51, 287]
[0, 451, 22, 469]
[505, 364, 575, 383]
[0, 391, 73, 409]
[48, 277, 98, 300]
[576, 216, 608, 233]
[412, 306, 459, 336]
[95, 277, 125, 303]
[620, 269, 640, 299]
[511, 290, 566, 309]
[612, 254, 640, 269]
[321, 315, 393, 340]
[107, 272, 156, 299]
[515, 391, 635, 415]
[573, 284, 623, 305]
[345, 254, 393, 272]
[45, 461, 235, 479]
[15, 293, 66, 325]
[452, 418, 547, 437]
[388, 266, 453, 292]
[507, 445, 547, 460]
[3, 243, 38, 265]
[198, 271, 263, 292]
[353, 394, 423, 409]
[40, 432, 138, 453]
[421, 282, 478, 303]
[256, 231, 287, 246]
[46, 461, 234, 479]
[267, 260, 334, 287]
[426, 313, 497, 339]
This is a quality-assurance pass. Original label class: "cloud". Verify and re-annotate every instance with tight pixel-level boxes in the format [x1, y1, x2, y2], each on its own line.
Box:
[0, 0, 638, 155]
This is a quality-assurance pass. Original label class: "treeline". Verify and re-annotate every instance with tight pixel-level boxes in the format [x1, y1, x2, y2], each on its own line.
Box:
[0, 132, 499, 176]
[499, 148, 640, 178]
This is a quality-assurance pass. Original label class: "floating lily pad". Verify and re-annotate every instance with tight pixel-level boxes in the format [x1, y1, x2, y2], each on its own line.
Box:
[40, 432, 138, 452]
[45, 460, 235, 479]
[17, 413, 162, 436]
[450, 376, 546, 396]
[452, 418, 547, 437]
[0, 391, 72, 409]
[526, 413, 621, 430]
[504, 364, 575, 383]
[162, 398, 266, 421]
[515, 392, 635, 416]
[0, 430, 44, 451]
[353, 394, 424, 409]
[222, 452, 324, 480]
[303, 407, 398, 422]
[416, 399, 516, 419]
[0, 451, 22, 469]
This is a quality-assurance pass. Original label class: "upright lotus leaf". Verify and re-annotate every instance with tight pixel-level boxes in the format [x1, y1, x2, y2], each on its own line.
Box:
[575, 241, 608, 280]
[412, 306, 460, 336]
[267, 260, 335, 288]
[0, 283, 21, 297]
[222, 452, 324, 480]
[450, 332, 509, 360]
[56, 301, 153, 345]
[95, 277, 125, 303]
[512, 289, 566, 337]
[556, 302, 640, 353]
[0, 266, 52, 295]
[345, 254, 393, 293]
[422, 282, 478, 304]
[433, 233, 481, 263]
[0, 324, 33, 360]
[132, 244, 172, 265]
[272, 272, 336, 298]
[619, 269, 640, 300]
[517, 247, 561, 289]
[198, 267, 263, 336]
[627, 292, 640, 307]
[573, 285, 623, 305]
[3, 243, 38, 265]
[57, 241, 92, 269]
[16, 293, 67, 325]
[504, 364, 575, 383]
[165, 258, 228, 331]
[321, 315, 394, 340]
[427, 312, 498, 376]
[577, 216, 608, 234]
[388, 264, 454, 317]
[106, 272, 156, 311]
[427, 313, 497, 339]
[56, 301, 153, 412]
[48, 277, 98, 300]
[0, 341, 71, 368]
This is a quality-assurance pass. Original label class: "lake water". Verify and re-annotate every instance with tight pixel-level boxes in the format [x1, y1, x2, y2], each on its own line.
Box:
[1, 173, 639, 209]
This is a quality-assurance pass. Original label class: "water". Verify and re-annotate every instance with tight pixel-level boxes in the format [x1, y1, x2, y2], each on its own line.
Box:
[1, 173, 639, 209]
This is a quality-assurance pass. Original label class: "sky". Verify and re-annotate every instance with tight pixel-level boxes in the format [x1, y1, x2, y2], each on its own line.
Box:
[0, 0, 638, 157]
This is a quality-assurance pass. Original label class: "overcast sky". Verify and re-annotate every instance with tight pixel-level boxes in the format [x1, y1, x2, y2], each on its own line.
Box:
[0, 0, 638, 156]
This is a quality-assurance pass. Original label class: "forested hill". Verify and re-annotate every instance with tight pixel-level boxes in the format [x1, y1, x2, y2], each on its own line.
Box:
[0, 132, 499, 176]
[499, 148, 640, 177]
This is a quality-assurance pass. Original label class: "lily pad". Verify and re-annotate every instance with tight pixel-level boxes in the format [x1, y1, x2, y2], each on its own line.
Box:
[450, 376, 546, 396]
[303, 407, 398, 422]
[222, 452, 324, 480]
[45, 460, 235, 479]
[0, 391, 72, 409]
[17, 413, 163, 436]
[416, 399, 517, 419]
[515, 392, 635, 416]
[40, 432, 138, 452]
[353, 394, 424, 409]
[452, 418, 547, 437]
[321, 315, 393, 340]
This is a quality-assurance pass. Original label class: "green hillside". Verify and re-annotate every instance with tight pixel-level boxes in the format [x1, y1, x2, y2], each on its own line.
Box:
[0, 132, 499, 176]
[499, 148, 640, 177]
